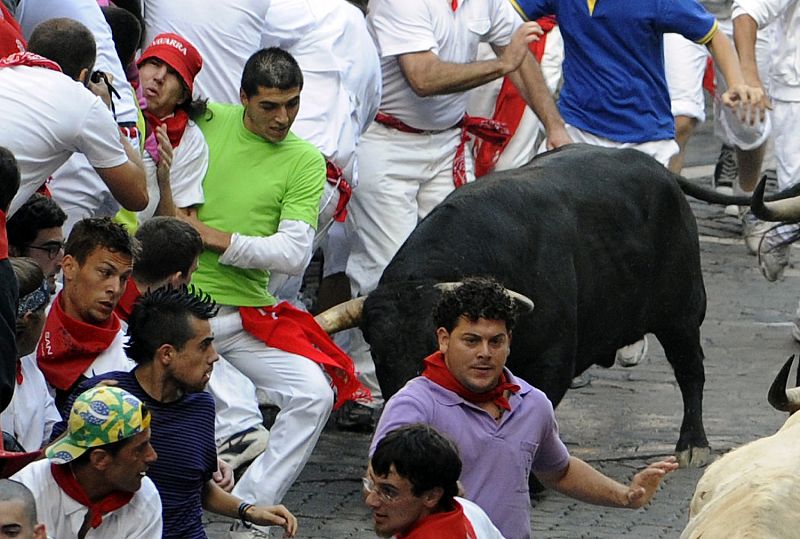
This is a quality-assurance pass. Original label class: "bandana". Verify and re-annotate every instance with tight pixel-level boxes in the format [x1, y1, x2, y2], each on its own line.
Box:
[37, 293, 122, 391]
[113, 279, 141, 323]
[143, 109, 189, 163]
[422, 351, 520, 412]
[0, 51, 61, 72]
[0, 210, 7, 260]
[0, 3, 26, 58]
[374, 112, 509, 188]
[50, 463, 134, 530]
[325, 160, 352, 222]
[16, 279, 49, 317]
[239, 303, 371, 409]
[397, 500, 477, 539]
[474, 16, 556, 177]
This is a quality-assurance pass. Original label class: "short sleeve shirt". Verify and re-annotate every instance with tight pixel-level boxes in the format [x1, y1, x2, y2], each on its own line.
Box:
[511, 0, 717, 142]
[369, 0, 523, 130]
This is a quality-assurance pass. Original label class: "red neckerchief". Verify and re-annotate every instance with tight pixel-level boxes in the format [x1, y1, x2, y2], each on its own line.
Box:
[474, 16, 556, 177]
[239, 303, 371, 410]
[37, 293, 121, 391]
[142, 108, 189, 162]
[374, 112, 509, 188]
[0, 3, 26, 58]
[422, 351, 520, 412]
[0, 210, 8, 260]
[451, 0, 458, 11]
[0, 51, 61, 72]
[114, 280, 141, 323]
[15, 360, 22, 385]
[50, 463, 134, 529]
[325, 160, 352, 222]
[397, 500, 477, 539]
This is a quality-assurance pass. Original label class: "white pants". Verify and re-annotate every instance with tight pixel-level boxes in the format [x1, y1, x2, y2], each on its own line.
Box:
[564, 124, 679, 168]
[205, 354, 263, 443]
[346, 121, 473, 297]
[772, 99, 800, 191]
[212, 306, 334, 505]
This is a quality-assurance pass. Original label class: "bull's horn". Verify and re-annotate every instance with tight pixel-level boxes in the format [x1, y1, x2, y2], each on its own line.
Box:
[767, 355, 800, 413]
[434, 282, 534, 313]
[314, 296, 365, 334]
[751, 175, 800, 222]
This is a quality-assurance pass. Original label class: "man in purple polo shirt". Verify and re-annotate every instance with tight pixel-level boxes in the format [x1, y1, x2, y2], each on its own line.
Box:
[370, 277, 678, 538]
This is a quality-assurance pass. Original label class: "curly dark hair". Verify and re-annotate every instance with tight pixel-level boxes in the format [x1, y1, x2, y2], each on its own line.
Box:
[371, 424, 461, 511]
[125, 285, 218, 364]
[432, 276, 518, 332]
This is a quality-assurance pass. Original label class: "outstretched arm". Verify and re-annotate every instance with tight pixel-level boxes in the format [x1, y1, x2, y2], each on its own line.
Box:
[202, 480, 298, 537]
[705, 28, 767, 122]
[536, 456, 678, 508]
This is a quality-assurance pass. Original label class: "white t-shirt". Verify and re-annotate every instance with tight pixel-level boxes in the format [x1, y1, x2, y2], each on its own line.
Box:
[458, 497, 506, 538]
[0, 66, 128, 217]
[261, 0, 381, 185]
[142, 0, 271, 103]
[15, 0, 139, 125]
[368, 0, 522, 131]
[138, 120, 208, 222]
[12, 459, 163, 539]
[0, 353, 60, 452]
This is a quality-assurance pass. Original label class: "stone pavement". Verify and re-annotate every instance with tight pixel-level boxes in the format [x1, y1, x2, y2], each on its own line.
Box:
[205, 125, 800, 538]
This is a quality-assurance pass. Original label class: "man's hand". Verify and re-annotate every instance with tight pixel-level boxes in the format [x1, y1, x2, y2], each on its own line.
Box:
[87, 71, 114, 109]
[721, 83, 771, 125]
[244, 504, 298, 537]
[545, 124, 573, 150]
[212, 458, 235, 492]
[623, 457, 678, 509]
[499, 22, 543, 75]
[155, 125, 174, 182]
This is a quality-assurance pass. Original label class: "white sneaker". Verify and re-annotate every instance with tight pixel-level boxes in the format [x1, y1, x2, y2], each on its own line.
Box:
[615, 336, 648, 367]
[758, 229, 791, 282]
[218, 424, 269, 470]
[741, 210, 771, 256]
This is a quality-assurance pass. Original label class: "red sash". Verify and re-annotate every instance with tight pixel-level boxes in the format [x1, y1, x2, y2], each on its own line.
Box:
[114, 280, 141, 323]
[37, 294, 121, 391]
[50, 463, 134, 529]
[397, 501, 477, 539]
[474, 16, 556, 177]
[239, 303, 371, 410]
[0, 51, 61, 72]
[143, 109, 189, 162]
[0, 210, 8, 260]
[374, 112, 509, 188]
[0, 4, 25, 58]
[421, 351, 519, 412]
[325, 160, 352, 222]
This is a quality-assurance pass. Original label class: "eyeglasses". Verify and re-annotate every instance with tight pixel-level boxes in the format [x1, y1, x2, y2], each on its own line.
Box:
[26, 241, 65, 260]
[362, 476, 401, 503]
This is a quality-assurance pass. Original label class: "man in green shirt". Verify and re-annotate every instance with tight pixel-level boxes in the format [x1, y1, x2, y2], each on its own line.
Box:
[181, 48, 364, 534]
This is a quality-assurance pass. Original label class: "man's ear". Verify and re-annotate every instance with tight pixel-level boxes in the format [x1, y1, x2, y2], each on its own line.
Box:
[60, 254, 78, 282]
[166, 271, 185, 288]
[239, 88, 248, 107]
[89, 448, 113, 471]
[436, 327, 450, 354]
[421, 486, 444, 509]
[33, 523, 47, 539]
[78, 67, 91, 85]
[155, 343, 176, 365]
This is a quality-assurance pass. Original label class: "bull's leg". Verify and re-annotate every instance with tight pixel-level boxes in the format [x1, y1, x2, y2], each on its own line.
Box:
[656, 328, 711, 468]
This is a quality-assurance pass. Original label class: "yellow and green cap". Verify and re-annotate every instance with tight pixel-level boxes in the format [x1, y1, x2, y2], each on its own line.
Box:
[46, 386, 150, 465]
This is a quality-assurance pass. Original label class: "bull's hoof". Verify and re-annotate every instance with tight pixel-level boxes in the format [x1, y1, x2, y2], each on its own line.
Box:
[675, 445, 712, 468]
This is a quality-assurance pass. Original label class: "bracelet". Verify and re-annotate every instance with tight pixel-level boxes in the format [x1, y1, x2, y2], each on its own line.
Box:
[238, 502, 253, 529]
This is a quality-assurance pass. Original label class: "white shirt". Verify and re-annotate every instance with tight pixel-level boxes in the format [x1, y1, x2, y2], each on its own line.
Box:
[15, 0, 139, 125]
[0, 66, 128, 217]
[142, 0, 271, 103]
[138, 120, 208, 222]
[734, 0, 800, 101]
[368, 0, 522, 131]
[83, 329, 135, 379]
[0, 353, 60, 452]
[12, 459, 163, 539]
[459, 497, 506, 538]
[261, 0, 381, 186]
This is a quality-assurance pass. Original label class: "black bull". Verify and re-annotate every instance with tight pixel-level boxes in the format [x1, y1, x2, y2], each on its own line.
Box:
[360, 144, 710, 467]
